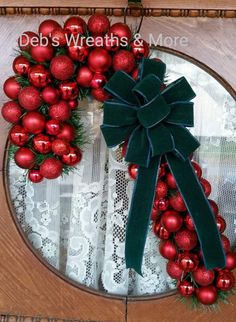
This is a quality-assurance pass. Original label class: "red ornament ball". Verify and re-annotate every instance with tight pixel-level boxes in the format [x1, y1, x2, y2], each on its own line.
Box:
[1, 101, 22, 123]
[169, 192, 186, 212]
[161, 210, 183, 232]
[225, 252, 236, 270]
[166, 261, 184, 280]
[52, 139, 70, 156]
[13, 56, 31, 76]
[3, 77, 21, 100]
[50, 55, 74, 81]
[153, 222, 170, 240]
[192, 266, 215, 286]
[51, 28, 67, 46]
[156, 180, 168, 199]
[90, 73, 107, 89]
[67, 38, 89, 62]
[109, 22, 132, 41]
[18, 86, 42, 110]
[59, 81, 79, 100]
[61, 146, 82, 166]
[88, 14, 110, 35]
[40, 157, 63, 179]
[42, 86, 60, 105]
[76, 66, 94, 87]
[9, 125, 29, 146]
[184, 213, 195, 231]
[177, 280, 195, 297]
[159, 240, 177, 260]
[130, 39, 149, 59]
[91, 88, 110, 102]
[113, 50, 135, 73]
[38, 19, 61, 37]
[28, 169, 44, 183]
[166, 172, 177, 189]
[216, 270, 235, 291]
[49, 101, 71, 122]
[68, 100, 78, 110]
[196, 286, 218, 305]
[151, 207, 159, 222]
[28, 65, 51, 88]
[31, 43, 54, 63]
[121, 140, 128, 158]
[208, 199, 219, 216]
[22, 111, 45, 134]
[33, 134, 52, 154]
[57, 123, 75, 142]
[154, 198, 169, 211]
[18, 31, 38, 52]
[200, 178, 212, 197]
[221, 235, 231, 253]
[131, 67, 139, 81]
[178, 252, 199, 272]
[88, 48, 112, 73]
[64, 16, 86, 35]
[14, 147, 35, 169]
[216, 215, 226, 233]
[104, 34, 120, 52]
[128, 163, 139, 180]
[45, 119, 61, 136]
[191, 161, 202, 178]
[175, 229, 198, 251]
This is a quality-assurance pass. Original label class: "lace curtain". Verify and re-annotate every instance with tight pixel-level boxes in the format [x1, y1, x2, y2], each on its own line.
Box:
[7, 50, 236, 296]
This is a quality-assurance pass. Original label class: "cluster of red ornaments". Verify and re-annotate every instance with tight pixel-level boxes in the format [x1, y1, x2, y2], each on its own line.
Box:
[127, 155, 236, 306]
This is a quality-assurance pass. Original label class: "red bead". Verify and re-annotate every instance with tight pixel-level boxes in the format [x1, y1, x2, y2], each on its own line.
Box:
[153, 222, 170, 240]
[169, 192, 186, 212]
[216, 270, 235, 291]
[40, 157, 63, 179]
[216, 215, 226, 233]
[221, 235, 231, 253]
[113, 50, 135, 73]
[208, 199, 219, 216]
[184, 213, 195, 231]
[33, 134, 52, 154]
[159, 240, 177, 260]
[50, 55, 75, 81]
[128, 163, 139, 180]
[76, 66, 94, 87]
[109, 22, 132, 42]
[13, 56, 31, 76]
[196, 286, 218, 305]
[18, 31, 38, 52]
[88, 14, 110, 35]
[166, 261, 184, 280]
[156, 180, 168, 199]
[18, 86, 42, 110]
[59, 81, 79, 100]
[45, 119, 60, 136]
[88, 48, 112, 73]
[225, 252, 236, 270]
[51, 28, 67, 46]
[1, 101, 22, 123]
[154, 198, 169, 211]
[175, 229, 198, 251]
[38, 19, 61, 37]
[200, 178, 212, 197]
[31, 43, 54, 63]
[191, 161, 202, 178]
[28, 65, 51, 88]
[91, 88, 110, 102]
[14, 147, 35, 169]
[49, 101, 71, 121]
[3, 77, 21, 100]
[52, 139, 70, 156]
[42, 86, 60, 105]
[130, 39, 149, 59]
[161, 210, 183, 232]
[166, 172, 177, 189]
[178, 252, 199, 272]
[28, 169, 44, 183]
[22, 111, 45, 134]
[64, 16, 86, 35]
[177, 280, 195, 297]
[9, 125, 29, 146]
[67, 38, 89, 62]
[192, 266, 215, 286]
[90, 73, 107, 89]
[61, 146, 82, 166]
[57, 123, 75, 142]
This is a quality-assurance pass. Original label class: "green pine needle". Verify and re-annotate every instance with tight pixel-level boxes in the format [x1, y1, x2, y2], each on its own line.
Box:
[16, 76, 30, 87]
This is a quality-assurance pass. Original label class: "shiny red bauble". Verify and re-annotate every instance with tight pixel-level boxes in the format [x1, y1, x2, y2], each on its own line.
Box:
[88, 48, 112, 73]
[52, 139, 70, 156]
[154, 198, 169, 211]
[208, 199, 219, 216]
[161, 210, 183, 232]
[31, 43, 54, 63]
[18, 86, 42, 110]
[40, 157, 63, 179]
[90, 73, 107, 89]
[51, 28, 67, 46]
[9, 125, 29, 146]
[175, 229, 198, 251]
[196, 286, 218, 305]
[68, 100, 78, 110]
[45, 119, 61, 136]
[153, 222, 170, 240]
[76, 66, 94, 87]
[38, 19, 61, 37]
[28, 65, 51, 88]
[216, 270, 235, 291]
[192, 266, 215, 286]
[113, 50, 135, 73]
[42, 86, 60, 105]
[169, 192, 187, 212]
[216, 215, 226, 233]
[64, 16, 86, 35]
[67, 38, 89, 62]
[166, 172, 177, 189]
[14, 147, 35, 169]
[166, 261, 184, 280]
[13, 56, 31, 76]
[59, 81, 79, 100]
[33, 134, 52, 154]
[57, 123, 75, 142]
[61, 146, 82, 166]
[50, 55, 74, 80]
[159, 240, 177, 260]
[177, 280, 195, 297]
[128, 163, 139, 180]
[184, 213, 195, 231]
[88, 14, 110, 35]
[121, 140, 128, 157]
[18, 31, 38, 52]
[178, 252, 199, 272]
[49, 101, 71, 121]
[221, 235, 231, 253]
[130, 39, 149, 59]
[191, 161, 202, 178]
[1, 101, 22, 123]
[225, 252, 236, 270]
[3, 77, 21, 100]
[109, 22, 132, 41]
[28, 169, 44, 183]
[91, 88, 110, 102]
[155, 180, 168, 199]
[22, 111, 45, 134]
[200, 178, 212, 197]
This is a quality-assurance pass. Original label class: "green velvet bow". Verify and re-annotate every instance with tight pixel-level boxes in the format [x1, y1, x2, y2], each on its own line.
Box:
[101, 58, 225, 275]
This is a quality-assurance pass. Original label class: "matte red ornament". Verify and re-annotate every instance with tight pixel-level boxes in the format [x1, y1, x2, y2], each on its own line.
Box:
[28, 169, 44, 183]
[154, 198, 169, 211]
[40, 157, 63, 179]
[161, 210, 183, 232]
[14, 147, 35, 169]
[38, 19, 61, 37]
[57, 123, 75, 142]
[59, 81, 79, 100]
[177, 280, 195, 297]
[104, 34, 120, 52]
[42, 86, 60, 105]
[191, 161, 202, 178]
[128, 163, 139, 180]
[9, 125, 29, 146]
[169, 192, 187, 212]
[178, 252, 199, 272]
[52, 139, 70, 156]
[159, 240, 177, 260]
[68, 100, 78, 110]
[51, 28, 67, 46]
[33, 134, 52, 154]
[192, 266, 215, 286]
[31, 43, 54, 63]
[76, 66, 94, 87]
[153, 222, 171, 240]
[1, 101, 22, 123]
[64, 16, 86, 35]
[113, 50, 135, 73]
[216, 270, 235, 291]
[130, 39, 150, 59]
[175, 229, 198, 251]
[196, 286, 218, 305]
[221, 235, 231, 253]
[67, 38, 89, 62]
[208, 199, 219, 216]
[225, 252, 236, 270]
[18, 86, 42, 110]
[166, 261, 184, 280]
[91, 88, 110, 102]
[216, 215, 226, 233]
[200, 178, 212, 197]
[184, 213, 195, 231]
[109, 22, 132, 41]
[18, 31, 38, 52]
[88, 48, 112, 73]
[156, 180, 168, 199]
[61, 146, 82, 166]
[3, 77, 21, 100]
[13, 56, 31, 76]
[45, 119, 61, 136]
[166, 172, 177, 189]
[49, 101, 71, 121]
[90, 73, 107, 89]
[88, 14, 110, 35]
[22, 111, 45, 134]
[50, 55, 74, 81]
[28, 65, 51, 88]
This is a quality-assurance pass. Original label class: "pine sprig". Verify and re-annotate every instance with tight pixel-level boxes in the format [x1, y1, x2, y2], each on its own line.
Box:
[38, 103, 49, 115]
[69, 110, 89, 148]
[19, 50, 37, 64]
[16, 76, 30, 87]
[7, 144, 18, 161]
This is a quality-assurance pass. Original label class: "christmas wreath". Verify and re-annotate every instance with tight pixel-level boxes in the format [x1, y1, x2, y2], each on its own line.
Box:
[1, 14, 236, 308]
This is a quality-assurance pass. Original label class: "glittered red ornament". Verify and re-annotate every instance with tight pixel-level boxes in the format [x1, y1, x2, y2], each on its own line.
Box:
[104, 34, 120, 52]
[178, 252, 199, 272]
[59, 81, 79, 100]
[76, 66, 94, 87]
[33, 134, 52, 154]
[221, 235, 231, 253]
[9, 125, 29, 146]
[169, 192, 186, 212]
[88, 14, 110, 35]
[113, 50, 135, 73]
[109, 22, 132, 42]
[216, 270, 235, 291]
[50, 55, 75, 81]
[45, 119, 61, 136]
[156, 180, 168, 199]
[57, 123, 75, 142]
[28, 169, 44, 183]
[130, 39, 149, 59]
[161, 210, 183, 232]
[175, 229, 198, 251]
[31, 43, 54, 63]
[22, 111, 45, 134]
[52, 139, 70, 156]
[38, 19, 61, 37]
[1, 101, 22, 123]
[3, 77, 21, 100]
[166, 261, 184, 280]
[90, 73, 107, 89]
[49, 101, 71, 121]
[159, 240, 177, 260]
[64, 16, 86, 35]
[91, 88, 110, 102]
[18, 31, 38, 52]
[42, 86, 60, 105]
[67, 38, 89, 62]
[191, 161, 202, 178]
[177, 280, 195, 297]
[184, 213, 195, 231]
[14, 147, 35, 169]
[208, 199, 219, 216]
[13, 56, 31, 76]
[154, 198, 169, 211]
[28, 65, 51, 88]
[92, 36, 104, 47]
[153, 222, 171, 240]
[131, 67, 139, 81]
[200, 178, 212, 197]
[216, 215, 226, 233]
[88, 48, 112, 73]
[166, 172, 177, 189]
[225, 252, 236, 270]
[196, 286, 218, 305]
[18, 86, 42, 110]
[40, 157, 63, 179]
[51, 27, 67, 46]
[61, 146, 82, 166]
[68, 100, 78, 110]
[192, 266, 215, 286]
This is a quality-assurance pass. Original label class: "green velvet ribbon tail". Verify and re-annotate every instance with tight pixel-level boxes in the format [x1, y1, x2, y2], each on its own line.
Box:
[125, 156, 161, 275]
[166, 154, 226, 270]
